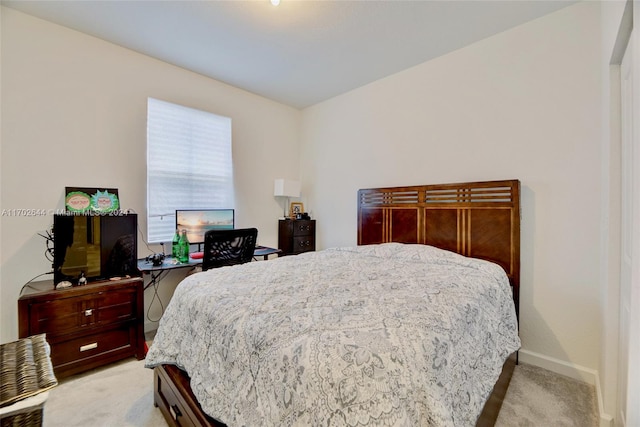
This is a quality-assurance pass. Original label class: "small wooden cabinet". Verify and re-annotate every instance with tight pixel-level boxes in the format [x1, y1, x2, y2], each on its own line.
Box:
[18, 277, 145, 379]
[278, 219, 316, 255]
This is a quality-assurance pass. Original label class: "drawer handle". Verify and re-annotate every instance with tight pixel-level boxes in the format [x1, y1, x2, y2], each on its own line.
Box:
[84, 309, 93, 316]
[170, 404, 182, 421]
[298, 225, 310, 231]
[80, 342, 98, 352]
[299, 240, 311, 247]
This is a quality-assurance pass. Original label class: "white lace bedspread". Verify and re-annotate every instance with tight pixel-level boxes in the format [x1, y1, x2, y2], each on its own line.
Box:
[145, 243, 521, 426]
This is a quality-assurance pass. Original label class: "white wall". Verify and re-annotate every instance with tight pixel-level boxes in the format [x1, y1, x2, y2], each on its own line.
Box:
[301, 0, 603, 382]
[0, 7, 301, 342]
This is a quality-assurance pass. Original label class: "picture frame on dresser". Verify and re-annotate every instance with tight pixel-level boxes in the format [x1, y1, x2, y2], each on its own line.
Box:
[289, 202, 304, 219]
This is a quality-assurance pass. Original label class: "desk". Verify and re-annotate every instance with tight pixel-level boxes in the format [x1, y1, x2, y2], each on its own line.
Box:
[137, 246, 281, 290]
[253, 245, 282, 260]
[137, 256, 200, 275]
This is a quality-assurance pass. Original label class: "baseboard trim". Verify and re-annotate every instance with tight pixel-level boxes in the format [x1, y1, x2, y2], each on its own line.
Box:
[518, 349, 613, 427]
[595, 374, 614, 427]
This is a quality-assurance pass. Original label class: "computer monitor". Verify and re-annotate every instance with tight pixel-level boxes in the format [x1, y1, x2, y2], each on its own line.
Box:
[175, 209, 235, 244]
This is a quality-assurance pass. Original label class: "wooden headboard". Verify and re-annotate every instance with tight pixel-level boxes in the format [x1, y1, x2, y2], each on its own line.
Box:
[358, 179, 520, 317]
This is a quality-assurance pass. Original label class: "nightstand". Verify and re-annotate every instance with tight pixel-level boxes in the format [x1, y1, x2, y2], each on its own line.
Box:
[278, 219, 316, 255]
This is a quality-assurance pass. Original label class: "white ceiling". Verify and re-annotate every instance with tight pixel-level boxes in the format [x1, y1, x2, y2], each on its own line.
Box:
[2, 0, 576, 109]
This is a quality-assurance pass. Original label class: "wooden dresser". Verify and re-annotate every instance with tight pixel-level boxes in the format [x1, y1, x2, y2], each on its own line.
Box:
[278, 219, 316, 255]
[18, 277, 145, 379]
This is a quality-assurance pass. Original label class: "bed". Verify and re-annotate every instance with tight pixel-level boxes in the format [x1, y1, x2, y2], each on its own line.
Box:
[145, 179, 521, 427]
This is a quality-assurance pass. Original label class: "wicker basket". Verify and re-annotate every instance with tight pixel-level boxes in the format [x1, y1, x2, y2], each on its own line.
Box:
[0, 334, 57, 427]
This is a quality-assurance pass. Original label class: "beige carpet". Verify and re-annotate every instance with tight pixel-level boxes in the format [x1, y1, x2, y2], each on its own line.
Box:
[43, 359, 165, 427]
[42, 358, 598, 426]
[495, 362, 599, 427]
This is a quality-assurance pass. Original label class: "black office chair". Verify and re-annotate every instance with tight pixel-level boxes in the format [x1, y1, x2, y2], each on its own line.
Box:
[202, 228, 258, 271]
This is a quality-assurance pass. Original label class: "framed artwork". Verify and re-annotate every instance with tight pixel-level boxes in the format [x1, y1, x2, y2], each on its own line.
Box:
[65, 187, 120, 214]
[289, 202, 304, 219]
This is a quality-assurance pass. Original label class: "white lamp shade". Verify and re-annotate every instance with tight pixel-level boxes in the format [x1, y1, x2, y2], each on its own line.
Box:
[274, 179, 300, 197]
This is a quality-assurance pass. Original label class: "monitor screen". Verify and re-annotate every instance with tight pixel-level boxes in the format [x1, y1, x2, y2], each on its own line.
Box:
[175, 209, 235, 244]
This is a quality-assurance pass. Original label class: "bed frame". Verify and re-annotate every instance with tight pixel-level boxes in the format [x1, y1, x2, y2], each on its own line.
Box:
[358, 179, 520, 318]
[153, 179, 521, 427]
[358, 179, 521, 426]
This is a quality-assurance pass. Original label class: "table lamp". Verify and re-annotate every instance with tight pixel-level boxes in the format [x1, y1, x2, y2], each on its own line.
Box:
[274, 179, 300, 219]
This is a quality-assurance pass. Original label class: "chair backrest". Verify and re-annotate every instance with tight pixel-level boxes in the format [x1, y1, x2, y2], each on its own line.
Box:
[202, 228, 258, 271]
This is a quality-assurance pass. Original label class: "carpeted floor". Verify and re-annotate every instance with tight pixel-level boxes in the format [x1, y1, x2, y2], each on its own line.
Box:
[495, 363, 599, 427]
[41, 356, 599, 427]
[43, 359, 165, 427]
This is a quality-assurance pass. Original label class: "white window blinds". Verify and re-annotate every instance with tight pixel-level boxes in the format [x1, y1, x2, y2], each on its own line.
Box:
[147, 98, 233, 243]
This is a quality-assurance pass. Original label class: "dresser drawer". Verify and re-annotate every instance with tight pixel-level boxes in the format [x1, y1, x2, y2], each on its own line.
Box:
[97, 288, 138, 323]
[292, 236, 315, 253]
[50, 325, 135, 373]
[292, 221, 315, 236]
[29, 287, 137, 337]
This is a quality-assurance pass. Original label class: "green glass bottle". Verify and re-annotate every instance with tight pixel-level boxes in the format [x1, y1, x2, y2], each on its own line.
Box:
[172, 229, 180, 259]
[178, 229, 190, 263]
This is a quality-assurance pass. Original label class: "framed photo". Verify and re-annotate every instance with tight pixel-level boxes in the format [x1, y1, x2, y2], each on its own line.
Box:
[289, 202, 304, 219]
[65, 187, 120, 214]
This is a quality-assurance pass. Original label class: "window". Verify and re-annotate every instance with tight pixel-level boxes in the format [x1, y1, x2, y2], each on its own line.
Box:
[147, 98, 233, 243]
